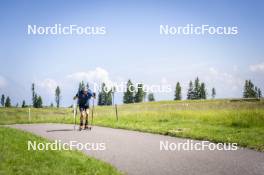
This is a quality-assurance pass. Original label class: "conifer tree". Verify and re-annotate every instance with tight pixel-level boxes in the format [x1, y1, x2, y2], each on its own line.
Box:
[55, 86, 61, 108]
[1, 94, 5, 107]
[194, 77, 201, 99]
[187, 81, 195, 100]
[134, 83, 144, 103]
[211, 88, 216, 99]
[174, 82, 182, 100]
[200, 82, 206, 99]
[22, 100, 26, 108]
[123, 80, 135, 104]
[243, 80, 260, 98]
[148, 93, 155, 102]
[98, 83, 112, 106]
[5, 96, 11, 107]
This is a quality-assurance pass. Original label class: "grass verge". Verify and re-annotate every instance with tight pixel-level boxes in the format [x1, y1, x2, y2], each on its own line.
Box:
[0, 126, 122, 175]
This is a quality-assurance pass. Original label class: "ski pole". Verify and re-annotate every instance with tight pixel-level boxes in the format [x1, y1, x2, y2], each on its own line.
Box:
[73, 102, 77, 130]
[91, 97, 94, 126]
[115, 104, 118, 121]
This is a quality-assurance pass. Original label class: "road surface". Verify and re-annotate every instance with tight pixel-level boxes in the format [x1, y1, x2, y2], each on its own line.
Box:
[10, 124, 264, 175]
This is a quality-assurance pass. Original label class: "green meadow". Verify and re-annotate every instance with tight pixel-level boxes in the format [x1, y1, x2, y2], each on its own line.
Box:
[1, 99, 264, 151]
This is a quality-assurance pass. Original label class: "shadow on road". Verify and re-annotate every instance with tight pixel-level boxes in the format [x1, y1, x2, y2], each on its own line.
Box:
[46, 129, 74, 132]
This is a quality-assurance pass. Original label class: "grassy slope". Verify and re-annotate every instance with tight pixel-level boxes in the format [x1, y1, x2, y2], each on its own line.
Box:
[95, 100, 264, 151]
[0, 99, 264, 151]
[0, 126, 122, 175]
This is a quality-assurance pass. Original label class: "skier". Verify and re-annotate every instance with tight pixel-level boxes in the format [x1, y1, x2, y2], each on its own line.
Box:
[73, 86, 95, 131]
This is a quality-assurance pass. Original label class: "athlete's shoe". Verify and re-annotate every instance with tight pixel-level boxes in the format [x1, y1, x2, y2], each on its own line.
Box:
[84, 125, 91, 130]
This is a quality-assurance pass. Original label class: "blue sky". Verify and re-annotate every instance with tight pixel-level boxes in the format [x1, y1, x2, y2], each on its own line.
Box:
[0, 0, 264, 106]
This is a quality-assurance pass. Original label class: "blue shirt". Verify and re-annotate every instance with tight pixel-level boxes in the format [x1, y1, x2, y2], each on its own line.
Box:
[76, 90, 93, 106]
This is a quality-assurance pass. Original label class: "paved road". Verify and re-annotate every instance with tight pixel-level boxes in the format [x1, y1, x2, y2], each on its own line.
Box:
[10, 124, 264, 175]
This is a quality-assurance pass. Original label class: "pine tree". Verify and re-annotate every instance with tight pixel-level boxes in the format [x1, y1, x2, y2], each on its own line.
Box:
[33, 95, 38, 108]
[243, 80, 259, 98]
[106, 89, 112, 105]
[55, 86, 61, 108]
[211, 88, 216, 99]
[187, 81, 195, 100]
[254, 87, 258, 97]
[78, 81, 85, 91]
[123, 80, 135, 104]
[248, 80, 257, 97]
[1, 94, 5, 107]
[98, 83, 106, 105]
[134, 83, 144, 103]
[36, 96, 43, 108]
[200, 82, 207, 99]
[31, 83, 44, 108]
[98, 92, 102, 105]
[193, 77, 201, 99]
[187, 77, 207, 100]
[32, 83, 37, 107]
[148, 93, 155, 102]
[98, 83, 112, 106]
[243, 80, 249, 98]
[5, 96, 11, 107]
[257, 88, 262, 98]
[174, 82, 182, 100]
[22, 100, 26, 108]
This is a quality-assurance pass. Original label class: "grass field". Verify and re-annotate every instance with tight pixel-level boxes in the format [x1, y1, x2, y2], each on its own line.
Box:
[0, 99, 264, 151]
[0, 126, 122, 175]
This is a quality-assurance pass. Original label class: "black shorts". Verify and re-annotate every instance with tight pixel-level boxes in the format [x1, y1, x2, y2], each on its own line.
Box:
[79, 105, 89, 112]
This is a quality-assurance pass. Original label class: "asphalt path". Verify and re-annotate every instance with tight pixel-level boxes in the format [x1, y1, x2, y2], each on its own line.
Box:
[10, 124, 264, 175]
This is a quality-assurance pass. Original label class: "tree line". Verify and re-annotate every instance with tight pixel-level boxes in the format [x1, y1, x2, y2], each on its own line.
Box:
[243, 80, 262, 98]
[0, 78, 262, 108]
[0, 83, 61, 108]
[1, 94, 11, 107]
[123, 80, 147, 104]
[186, 77, 208, 100]
[97, 77, 262, 105]
[120, 77, 213, 104]
[95, 80, 155, 106]
[31, 83, 61, 108]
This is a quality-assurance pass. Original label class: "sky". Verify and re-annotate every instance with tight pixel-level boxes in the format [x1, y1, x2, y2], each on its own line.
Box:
[0, 0, 264, 106]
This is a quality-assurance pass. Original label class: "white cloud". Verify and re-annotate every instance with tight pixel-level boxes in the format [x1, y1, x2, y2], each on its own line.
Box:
[161, 77, 168, 84]
[206, 67, 243, 91]
[0, 75, 7, 89]
[249, 62, 264, 73]
[67, 67, 112, 86]
[209, 67, 218, 75]
[38, 78, 58, 94]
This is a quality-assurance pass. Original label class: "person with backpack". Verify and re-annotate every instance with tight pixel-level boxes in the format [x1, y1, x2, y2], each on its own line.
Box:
[73, 86, 95, 130]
